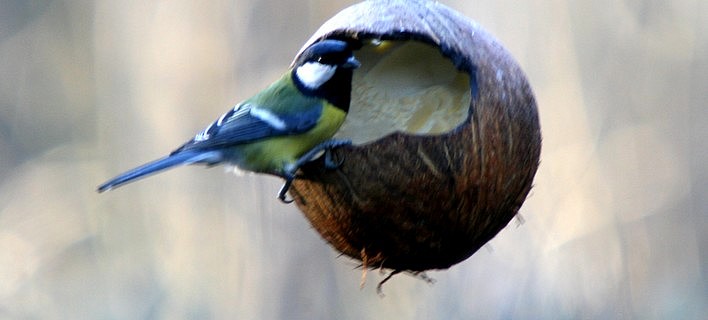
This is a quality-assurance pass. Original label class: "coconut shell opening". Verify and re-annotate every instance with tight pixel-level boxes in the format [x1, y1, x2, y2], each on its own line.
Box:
[337, 40, 471, 144]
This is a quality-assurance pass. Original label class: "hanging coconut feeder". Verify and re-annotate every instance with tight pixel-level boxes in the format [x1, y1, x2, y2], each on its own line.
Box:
[289, 0, 541, 274]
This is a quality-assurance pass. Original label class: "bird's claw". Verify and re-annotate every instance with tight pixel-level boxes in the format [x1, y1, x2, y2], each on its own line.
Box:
[278, 176, 294, 203]
[276, 139, 352, 203]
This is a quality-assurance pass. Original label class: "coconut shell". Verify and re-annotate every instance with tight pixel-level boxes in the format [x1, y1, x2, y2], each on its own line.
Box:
[289, 0, 541, 272]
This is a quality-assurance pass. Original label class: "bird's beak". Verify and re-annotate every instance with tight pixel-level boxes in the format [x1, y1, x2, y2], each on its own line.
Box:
[343, 56, 361, 69]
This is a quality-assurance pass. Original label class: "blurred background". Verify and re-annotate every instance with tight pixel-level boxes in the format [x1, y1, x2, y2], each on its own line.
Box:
[0, 0, 705, 318]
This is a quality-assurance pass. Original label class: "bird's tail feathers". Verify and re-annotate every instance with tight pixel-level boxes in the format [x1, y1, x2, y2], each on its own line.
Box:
[97, 150, 221, 192]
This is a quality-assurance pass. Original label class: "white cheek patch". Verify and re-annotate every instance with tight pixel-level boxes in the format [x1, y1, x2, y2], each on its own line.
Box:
[295, 62, 336, 89]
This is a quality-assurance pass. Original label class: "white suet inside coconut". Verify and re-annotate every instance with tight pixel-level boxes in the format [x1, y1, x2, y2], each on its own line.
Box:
[335, 40, 471, 144]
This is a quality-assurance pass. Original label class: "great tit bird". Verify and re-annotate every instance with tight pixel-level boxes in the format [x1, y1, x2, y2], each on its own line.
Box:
[97, 39, 360, 202]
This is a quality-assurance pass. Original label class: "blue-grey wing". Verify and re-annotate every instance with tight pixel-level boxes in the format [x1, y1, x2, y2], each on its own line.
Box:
[174, 102, 323, 152]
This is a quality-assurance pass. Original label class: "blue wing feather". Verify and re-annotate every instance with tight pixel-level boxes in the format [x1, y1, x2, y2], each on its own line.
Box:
[175, 100, 323, 152]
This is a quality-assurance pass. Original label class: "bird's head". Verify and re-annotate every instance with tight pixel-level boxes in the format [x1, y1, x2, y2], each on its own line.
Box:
[292, 39, 360, 110]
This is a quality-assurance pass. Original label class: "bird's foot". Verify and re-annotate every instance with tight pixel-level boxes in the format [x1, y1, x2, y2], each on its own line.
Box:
[299, 139, 352, 170]
[321, 139, 351, 169]
[278, 174, 295, 203]
[277, 139, 352, 203]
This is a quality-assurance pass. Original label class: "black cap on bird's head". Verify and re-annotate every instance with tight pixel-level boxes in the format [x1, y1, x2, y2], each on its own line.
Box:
[295, 39, 360, 70]
[292, 39, 360, 110]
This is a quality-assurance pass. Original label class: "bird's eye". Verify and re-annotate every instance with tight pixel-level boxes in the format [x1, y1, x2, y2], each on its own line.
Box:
[317, 55, 337, 65]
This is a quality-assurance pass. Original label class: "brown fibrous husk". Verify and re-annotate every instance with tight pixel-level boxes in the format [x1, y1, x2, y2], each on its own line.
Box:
[289, 0, 541, 272]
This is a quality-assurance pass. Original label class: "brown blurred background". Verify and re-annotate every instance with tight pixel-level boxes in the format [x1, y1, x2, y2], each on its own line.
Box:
[0, 0, 705, 319]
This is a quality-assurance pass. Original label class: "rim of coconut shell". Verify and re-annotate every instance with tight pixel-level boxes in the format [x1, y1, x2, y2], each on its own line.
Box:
[287, 0, 541, 272]
[292, 1, 490, 81]
[291, 0, 511, 142]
